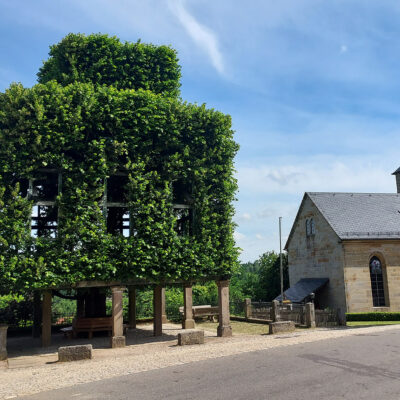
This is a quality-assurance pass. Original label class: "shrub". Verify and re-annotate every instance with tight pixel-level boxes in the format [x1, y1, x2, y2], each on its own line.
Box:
[346, 312, 400, 321]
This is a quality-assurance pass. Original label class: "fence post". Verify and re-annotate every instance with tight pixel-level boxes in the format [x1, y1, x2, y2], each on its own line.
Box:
[271, 300, 280, 322]
[305, 302, 316, 328]
[244, 298, 252, 319]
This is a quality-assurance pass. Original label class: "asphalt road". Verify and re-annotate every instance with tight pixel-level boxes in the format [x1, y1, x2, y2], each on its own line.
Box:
[22, 328, 400, 400]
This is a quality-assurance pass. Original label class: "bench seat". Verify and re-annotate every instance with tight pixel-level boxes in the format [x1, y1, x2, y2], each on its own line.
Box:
[72, 317, 113, 339]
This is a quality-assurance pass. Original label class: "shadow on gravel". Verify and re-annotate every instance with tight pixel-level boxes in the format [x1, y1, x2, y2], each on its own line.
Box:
[7, 323, 179, 359]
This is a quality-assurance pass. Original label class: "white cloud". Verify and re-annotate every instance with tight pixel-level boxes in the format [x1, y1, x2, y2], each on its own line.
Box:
[340, 45, 348, 53]
[236, 212, 252, 221]
[235, 156, 399, 261]
[234, 231, 246, 241]
[167, 0, 224, 74]
[237, 159, 396, 195]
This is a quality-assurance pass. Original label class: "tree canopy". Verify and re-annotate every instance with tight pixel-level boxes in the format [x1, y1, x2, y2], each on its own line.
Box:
[38, 33, 181, 96]
[231, 252, 289, 301]
[0, 34, 239, 294]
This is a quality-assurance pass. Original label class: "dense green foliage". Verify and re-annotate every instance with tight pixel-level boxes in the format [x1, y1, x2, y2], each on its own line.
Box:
[231, 251, 289, 301]
[38, 33, 181, 97]
[0, 34, 239, 293]
[0, 294, 32, 327]
[346, 312, 400, 321]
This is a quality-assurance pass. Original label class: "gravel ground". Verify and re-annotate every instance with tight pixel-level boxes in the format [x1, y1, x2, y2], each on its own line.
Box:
[1, 323, 400, 399]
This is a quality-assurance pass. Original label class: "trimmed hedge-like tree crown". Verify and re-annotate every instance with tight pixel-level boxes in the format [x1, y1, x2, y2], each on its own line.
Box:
[0, 34, 238, 293]
[38, 33, 181, 96]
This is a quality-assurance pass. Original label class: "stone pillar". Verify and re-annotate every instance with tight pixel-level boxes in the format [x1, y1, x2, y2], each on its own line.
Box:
[271, 300, 280, 322]
[161, 287, 167, 324]
[305, 302, 316, 328]
[0, 325, 8, 361]
[153, 285, 163, 336]
[42, 290, 52, 347]
[111, 286, 125, 348]
[32, 291, 42, 338]
[183, 285, 195, 329]
[217, 280, 232, 337]
[244, 298, 252, 319]
[128, 287, 136, 329]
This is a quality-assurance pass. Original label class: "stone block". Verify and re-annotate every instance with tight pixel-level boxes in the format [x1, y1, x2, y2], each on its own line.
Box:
[269, 321, 296, 334]
[110, 335, 126, 348]
[0, 325, 8, 361]
[58, 344, 92, 362]
[178, 329, 204, 346]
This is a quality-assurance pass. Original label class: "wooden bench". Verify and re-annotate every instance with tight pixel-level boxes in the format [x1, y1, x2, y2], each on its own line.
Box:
[72, 317, 113, 339]
[193, 306, 219, 322]
[179, 305, 219, 322]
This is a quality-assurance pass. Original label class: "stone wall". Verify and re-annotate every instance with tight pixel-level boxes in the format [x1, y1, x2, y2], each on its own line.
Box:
[343, 240, 400, 312]
[287, 195, 347, 316]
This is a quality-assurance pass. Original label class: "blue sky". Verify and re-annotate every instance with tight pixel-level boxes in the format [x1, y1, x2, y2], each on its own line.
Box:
[1, 0, 400, 261]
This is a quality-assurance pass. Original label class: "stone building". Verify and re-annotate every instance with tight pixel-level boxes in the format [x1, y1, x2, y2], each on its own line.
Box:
[283, 168, 400, 319]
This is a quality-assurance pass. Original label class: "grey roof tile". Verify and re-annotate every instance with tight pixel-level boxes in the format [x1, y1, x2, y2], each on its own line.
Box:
[308, 192, 400, 240]
[275, 278, 329, 303]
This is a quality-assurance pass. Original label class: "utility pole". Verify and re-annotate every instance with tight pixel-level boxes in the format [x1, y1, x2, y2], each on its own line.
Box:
[279, 216, 283, 304]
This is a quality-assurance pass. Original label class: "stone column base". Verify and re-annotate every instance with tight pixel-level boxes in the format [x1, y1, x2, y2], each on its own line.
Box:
[110, 336, 126, 348]
[217, 325, 232, 337]
[162, 315, 168, 324]
[183, 319, 195, 329]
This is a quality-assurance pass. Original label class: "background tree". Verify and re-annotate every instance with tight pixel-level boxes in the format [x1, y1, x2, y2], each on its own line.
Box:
[254, 251, 289, 301]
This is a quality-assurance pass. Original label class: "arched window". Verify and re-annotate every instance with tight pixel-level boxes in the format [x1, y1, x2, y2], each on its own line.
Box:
[310, 218, 315, 235]
[369, 256, 386, 307]
[306, 219, 311, 236]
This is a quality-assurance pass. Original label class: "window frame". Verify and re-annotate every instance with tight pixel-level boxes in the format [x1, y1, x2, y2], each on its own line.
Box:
[28, 169, 61, 238]
[369, 256, 387, 307]
[102, 173, 132, 237]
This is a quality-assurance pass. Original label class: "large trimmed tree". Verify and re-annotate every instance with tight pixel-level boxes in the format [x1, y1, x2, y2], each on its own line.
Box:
[0, 34, 239, 293]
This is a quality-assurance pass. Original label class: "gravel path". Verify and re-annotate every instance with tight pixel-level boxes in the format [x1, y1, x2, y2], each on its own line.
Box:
[1, 323, 400, 399]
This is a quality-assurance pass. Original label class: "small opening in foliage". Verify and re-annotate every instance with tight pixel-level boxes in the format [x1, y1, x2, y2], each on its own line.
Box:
[31, 205, 58, 238]
[173, 207, 193, 236]
[172, 180, 193, 205]
[106, 207, 130, 236]
[30, 172, 59, 201]
[107, 175, 128, 204]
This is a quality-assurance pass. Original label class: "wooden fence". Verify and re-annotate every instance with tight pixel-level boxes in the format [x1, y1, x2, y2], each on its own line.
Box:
[244, 299, 339, 327]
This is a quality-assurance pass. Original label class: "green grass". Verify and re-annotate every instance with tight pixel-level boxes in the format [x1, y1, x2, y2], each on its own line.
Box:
[197, 320, 270, 335]
[347, 321, 400, 326]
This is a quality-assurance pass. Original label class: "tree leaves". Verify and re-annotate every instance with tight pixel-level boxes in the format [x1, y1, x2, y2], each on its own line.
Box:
[0, 35, 239, 292]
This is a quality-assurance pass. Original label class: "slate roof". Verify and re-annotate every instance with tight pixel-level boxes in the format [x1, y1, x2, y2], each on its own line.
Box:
[275, 278, 329, 303]
[308, 192, 400, 240]
[393, 167, 400, 175]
